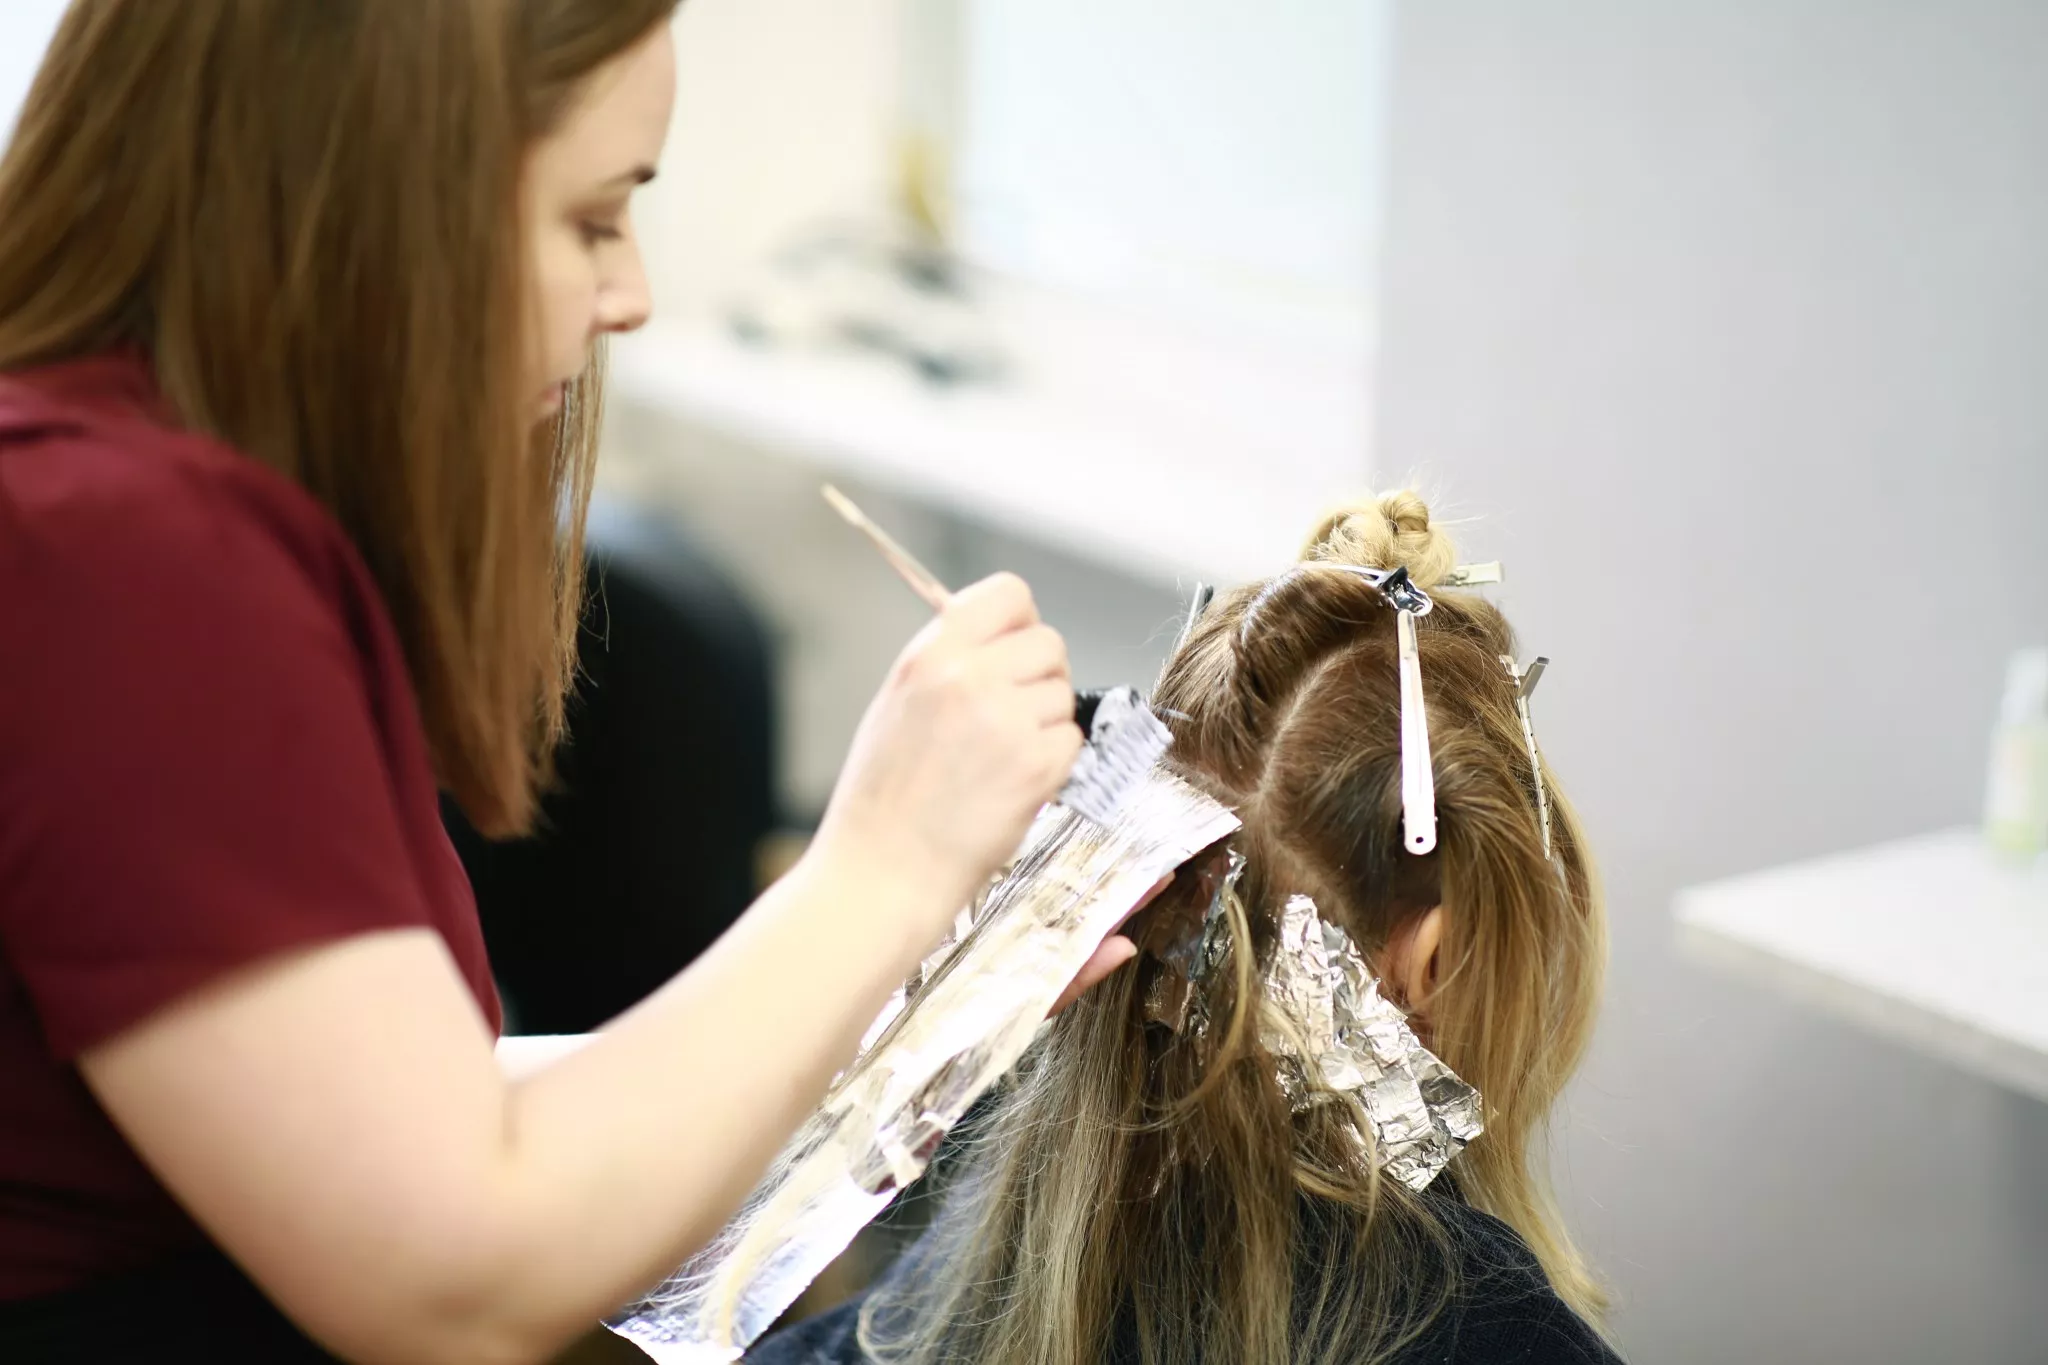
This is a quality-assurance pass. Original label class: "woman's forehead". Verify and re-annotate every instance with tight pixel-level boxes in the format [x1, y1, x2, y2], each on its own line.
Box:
[534, 23, 675, 187]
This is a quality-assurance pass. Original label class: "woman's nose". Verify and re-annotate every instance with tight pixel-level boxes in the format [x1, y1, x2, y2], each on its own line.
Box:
[597, 246, 653, 336]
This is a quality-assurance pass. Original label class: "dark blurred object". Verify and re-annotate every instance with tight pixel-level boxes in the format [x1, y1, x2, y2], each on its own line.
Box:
[444, 497, 779, 1036]
[549, 1326, 652, 1364]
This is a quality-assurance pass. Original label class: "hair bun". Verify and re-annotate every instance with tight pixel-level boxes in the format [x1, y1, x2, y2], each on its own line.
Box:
[1299, 490, 1457, 588]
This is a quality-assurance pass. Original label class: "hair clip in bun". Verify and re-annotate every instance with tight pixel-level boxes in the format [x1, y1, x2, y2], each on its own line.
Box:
[1299, 562, 1434, 616]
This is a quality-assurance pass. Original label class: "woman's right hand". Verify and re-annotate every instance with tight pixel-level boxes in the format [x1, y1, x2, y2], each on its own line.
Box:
[811, 572, 1085, 950]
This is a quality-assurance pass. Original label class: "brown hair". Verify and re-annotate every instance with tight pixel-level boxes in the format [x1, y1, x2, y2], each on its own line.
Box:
[0, 0, 680, 835]
[861, 491, 1608, 1365]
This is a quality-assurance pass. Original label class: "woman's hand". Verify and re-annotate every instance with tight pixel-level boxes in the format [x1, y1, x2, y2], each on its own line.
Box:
[1045, 873, 1172, 1016]
[812, 572, 1085, 952]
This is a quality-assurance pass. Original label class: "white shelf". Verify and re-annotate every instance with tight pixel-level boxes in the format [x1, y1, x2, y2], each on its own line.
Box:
[607, 303, 1374, 590]
[1675, 829, 2048, 1103]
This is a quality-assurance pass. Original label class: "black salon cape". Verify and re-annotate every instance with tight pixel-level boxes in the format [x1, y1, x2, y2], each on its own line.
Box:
[0, 1247, 344, 1363]
[747, 1193, 1625, 1365]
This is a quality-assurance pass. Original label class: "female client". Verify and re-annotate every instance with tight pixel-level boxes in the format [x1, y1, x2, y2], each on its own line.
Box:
[756, 492, 1624, 1365]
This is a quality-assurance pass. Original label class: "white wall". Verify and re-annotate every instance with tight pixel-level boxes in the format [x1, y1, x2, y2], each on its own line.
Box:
[0, 0, 68, 146]
[1373, 3, 2048, 1360]
[954, 0, 1388, 346]
[4, 0, 896, 323]
[646, 0, 903, 322]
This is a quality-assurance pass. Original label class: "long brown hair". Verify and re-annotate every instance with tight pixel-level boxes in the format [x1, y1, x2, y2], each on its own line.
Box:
[861, 491, 1608, 1365]
[0, 0, 679, 835]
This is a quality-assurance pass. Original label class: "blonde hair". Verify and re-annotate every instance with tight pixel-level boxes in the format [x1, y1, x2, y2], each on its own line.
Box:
[858, 491, 1608, 1365]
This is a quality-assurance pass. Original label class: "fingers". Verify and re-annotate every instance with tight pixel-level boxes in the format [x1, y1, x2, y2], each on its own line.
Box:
[1022, 677, 1079, 730]
[1045, 874, 1174, 1015]
[985, 622, 1073, 733]
[942, 572, 1039, 645]
[1037, 716, 1085, 781]
[981, 623, 1072, 686]
[1113, 873, 1175, 934]
[1047, 935, 1139, 1017]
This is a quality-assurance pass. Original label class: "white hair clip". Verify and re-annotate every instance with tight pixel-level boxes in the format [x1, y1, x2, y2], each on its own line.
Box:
[1290, 564, 1437, 856]
[1243, 560, 1510, 860]
[1394, 595, 1436, 856]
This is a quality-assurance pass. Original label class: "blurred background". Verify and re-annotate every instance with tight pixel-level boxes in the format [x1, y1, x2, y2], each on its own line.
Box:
[7, 2, 2045, 1361]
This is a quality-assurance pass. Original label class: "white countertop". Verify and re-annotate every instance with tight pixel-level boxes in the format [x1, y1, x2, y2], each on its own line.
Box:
[1675, 828, 2048, 1103]
[608, 301, 1374, 590]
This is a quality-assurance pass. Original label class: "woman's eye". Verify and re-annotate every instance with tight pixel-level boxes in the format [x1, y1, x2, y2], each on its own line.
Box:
[579, 220, 624, 247]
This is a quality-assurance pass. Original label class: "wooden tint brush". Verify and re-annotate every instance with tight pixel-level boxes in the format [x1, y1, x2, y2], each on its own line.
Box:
[819, 484, 1173, 825]
[821, 485, 953, 609]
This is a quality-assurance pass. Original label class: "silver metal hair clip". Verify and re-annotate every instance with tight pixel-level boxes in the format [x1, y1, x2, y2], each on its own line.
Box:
[1177, 582, 1216, 650]
[1500, 655, 1554, 860]
[1300, 562, 1435, 616]
[1440, 561, 1505, 588]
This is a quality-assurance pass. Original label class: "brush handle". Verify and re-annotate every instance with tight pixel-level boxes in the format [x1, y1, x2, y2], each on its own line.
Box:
[824, 486, 1114, 737]
[821, 485, 953, 610]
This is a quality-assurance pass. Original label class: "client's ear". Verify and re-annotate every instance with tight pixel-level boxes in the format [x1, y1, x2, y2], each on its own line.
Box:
[1381, 907, 1445, 1023]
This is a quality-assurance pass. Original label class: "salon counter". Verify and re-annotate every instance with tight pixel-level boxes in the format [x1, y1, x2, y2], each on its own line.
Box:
[608, 303, 1370, 593]
[1676, 828, 2048, 1103]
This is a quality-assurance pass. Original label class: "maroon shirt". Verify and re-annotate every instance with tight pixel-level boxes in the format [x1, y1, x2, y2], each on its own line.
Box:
[0, 352, 502, 1302]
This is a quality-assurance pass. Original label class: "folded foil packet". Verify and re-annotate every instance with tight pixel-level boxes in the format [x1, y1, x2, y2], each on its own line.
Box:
[608, 770, 1239, 1363]
[1140, 860, 1481, 1194]
[1260, 894, 1483, 1192]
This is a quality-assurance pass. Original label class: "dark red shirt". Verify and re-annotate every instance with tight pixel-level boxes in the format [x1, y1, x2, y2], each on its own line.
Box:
[0, 352, 501, 1302]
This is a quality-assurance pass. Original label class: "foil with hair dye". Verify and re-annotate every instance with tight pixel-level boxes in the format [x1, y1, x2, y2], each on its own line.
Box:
[1260, 894, 1483, 1192]
[1143, 844, 1245, 1031]
[607, 771, 1239, 1363]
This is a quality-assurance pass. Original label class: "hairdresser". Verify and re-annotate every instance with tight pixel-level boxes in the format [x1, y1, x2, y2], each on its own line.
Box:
[0, 5, 1152, 1363]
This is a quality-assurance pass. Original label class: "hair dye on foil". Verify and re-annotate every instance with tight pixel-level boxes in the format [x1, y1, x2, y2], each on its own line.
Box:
[1260, 894, 1482, 1192]
[607, 770, 1239, 1363]
[1142, 844, 1245, 1032]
